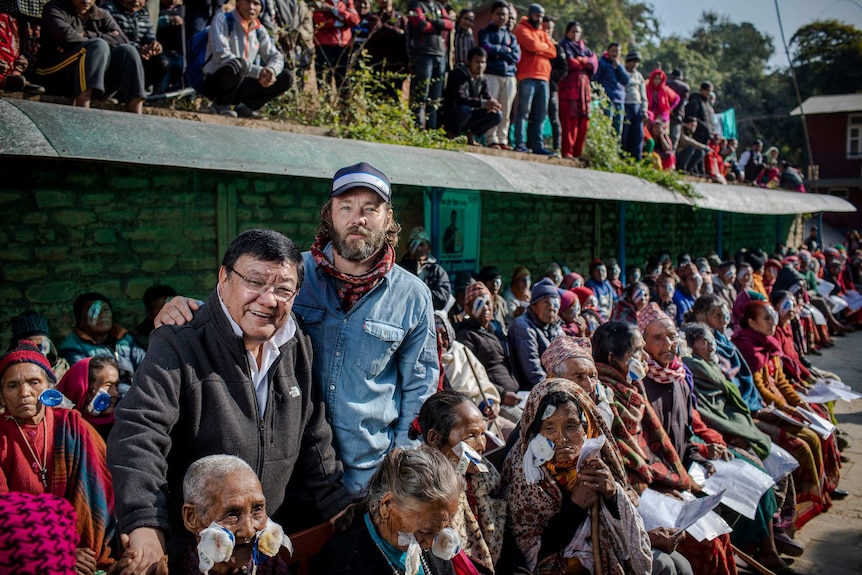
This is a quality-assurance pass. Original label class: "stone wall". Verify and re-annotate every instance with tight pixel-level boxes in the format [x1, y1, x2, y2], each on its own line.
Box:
[0, 156, 794, 346]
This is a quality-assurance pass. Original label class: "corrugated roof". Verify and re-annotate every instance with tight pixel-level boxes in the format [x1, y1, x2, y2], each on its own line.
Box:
[790, 94, 862, 116]
[2, 97, 855, 215]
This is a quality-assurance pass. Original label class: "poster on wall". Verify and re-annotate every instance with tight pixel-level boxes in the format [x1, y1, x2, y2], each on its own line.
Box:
[424, 189, 481, 275]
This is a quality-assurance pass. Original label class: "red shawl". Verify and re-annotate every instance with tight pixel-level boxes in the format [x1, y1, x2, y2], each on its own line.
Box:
[0, 408, 116, 566]
[310, 236, 395, 312]
[731, 327, 783, 373]
[598, 362, 693, 494]
[773, 323, 811, 383]
[57, 357, 116, 429]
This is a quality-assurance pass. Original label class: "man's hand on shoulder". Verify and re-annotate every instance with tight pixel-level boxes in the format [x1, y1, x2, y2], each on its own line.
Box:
[154, 296, 199, 328]
[116, 528, 167, 575]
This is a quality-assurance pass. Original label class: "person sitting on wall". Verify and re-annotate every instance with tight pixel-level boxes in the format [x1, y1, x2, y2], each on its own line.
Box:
[201, 0, 292, 118]
[441, 46, 503, 143]
[36, 0, 147, 113]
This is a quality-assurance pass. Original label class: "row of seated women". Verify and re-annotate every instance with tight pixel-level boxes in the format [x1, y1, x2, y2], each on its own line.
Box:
[0, 288, 848, 575]
[317, 294, 846, 575]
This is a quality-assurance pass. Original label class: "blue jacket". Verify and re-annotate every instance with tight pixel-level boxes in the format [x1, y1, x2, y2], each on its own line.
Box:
[593, 53, 629, 105]
[671, 288, 696, 326]
[478, 24, 521, 77]
[507, 308, 563, 389]
[292, 246, 439, 494]
[585, 278, 617, 322]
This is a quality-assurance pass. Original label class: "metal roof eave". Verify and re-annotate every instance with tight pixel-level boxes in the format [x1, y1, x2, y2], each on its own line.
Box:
[693, 182, 857, 215]
[2, 98, 855, 215]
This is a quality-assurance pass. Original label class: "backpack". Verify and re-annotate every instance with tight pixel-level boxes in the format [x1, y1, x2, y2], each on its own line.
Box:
[186, 15, 234, 93]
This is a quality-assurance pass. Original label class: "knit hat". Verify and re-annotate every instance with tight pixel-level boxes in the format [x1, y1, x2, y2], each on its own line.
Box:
[561, 272, 584, 290]
[764, 258, 782, 271]
[671, 69, 683, 78]
[0, 340, 57, 384]
[528, 3, 544, 15]
[625, 50, 641, 62]
[541, 336, 593, 375]
[530, 277, 559, 304]
[408, 227, 431, 253]
[588, 258, 605, 273]
[464, 282, 492, 316]
[559, 288, 577, 312]
[73, 292, 112, 324]
[10, 310, 50, 346]
[677, 262, 698, 280]
[330, 162, 392, 203]
[637, 302, 672, 333]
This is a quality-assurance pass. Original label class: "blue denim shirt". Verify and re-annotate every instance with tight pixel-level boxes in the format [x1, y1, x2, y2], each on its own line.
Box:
[293, 246, 439, 493]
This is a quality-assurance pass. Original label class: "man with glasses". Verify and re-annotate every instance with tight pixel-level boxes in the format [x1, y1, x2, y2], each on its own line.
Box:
[155, 163, 439, 497]
[107, 229, 349, 574]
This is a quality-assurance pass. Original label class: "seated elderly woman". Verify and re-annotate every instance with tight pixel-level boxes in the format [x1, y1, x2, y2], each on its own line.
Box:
[680, 322, 801, 575]
[610, 281, 651, 325]
[0, 342, 116, 575]
[410, 390, 506, 574]
[501, 377, 653, 575]
[180, 454, 291, 574]
[733, 300, 843, 528]
[592, 322, 697, 575]
[317, 445, 463, 574]
[57, 356, 121, 440]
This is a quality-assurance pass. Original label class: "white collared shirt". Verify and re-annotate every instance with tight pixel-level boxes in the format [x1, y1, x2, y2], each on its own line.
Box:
[218, 293, 296, 417]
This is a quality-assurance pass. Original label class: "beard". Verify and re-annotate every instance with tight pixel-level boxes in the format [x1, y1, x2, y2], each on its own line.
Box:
[333, 224, 388, 262]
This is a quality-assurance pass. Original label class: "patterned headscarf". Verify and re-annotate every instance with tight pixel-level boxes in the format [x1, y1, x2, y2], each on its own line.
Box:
[502, 379, 651, 575]
[408, 227, 431, 254]
[464, 281, 491, 317]
[636, 302, 672, 333]
[541, 336, 593, 375]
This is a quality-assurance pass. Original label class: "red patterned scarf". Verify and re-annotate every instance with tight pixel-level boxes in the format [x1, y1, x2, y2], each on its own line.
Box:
[310, 235, 396, 311]
[645, 356, 686, 386]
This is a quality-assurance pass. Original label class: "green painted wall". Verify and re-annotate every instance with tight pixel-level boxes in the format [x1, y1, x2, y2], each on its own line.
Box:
[0, 156, 794, 347]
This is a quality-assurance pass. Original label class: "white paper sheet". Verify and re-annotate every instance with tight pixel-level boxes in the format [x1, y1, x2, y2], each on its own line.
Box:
[576, 436, 606, 471]
[843, 289, 862, 314]
[821, 379, 862, 402]
[636, 489, 731, 542]
[688, 460, 775, 520]
[816, 279, 835, 298]
[794, 407, 835, 440]
[761, 443, 800, 481]
[801, 380, 844, 404]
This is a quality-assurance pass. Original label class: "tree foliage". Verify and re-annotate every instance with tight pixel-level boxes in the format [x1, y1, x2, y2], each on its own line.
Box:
[791, 19, 862, 98]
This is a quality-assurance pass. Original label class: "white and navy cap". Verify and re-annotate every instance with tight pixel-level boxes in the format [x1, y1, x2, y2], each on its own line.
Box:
[330, 162, 392, 203]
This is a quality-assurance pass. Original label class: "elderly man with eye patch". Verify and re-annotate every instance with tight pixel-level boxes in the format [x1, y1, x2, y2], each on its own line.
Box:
[108, 229, 350, 575]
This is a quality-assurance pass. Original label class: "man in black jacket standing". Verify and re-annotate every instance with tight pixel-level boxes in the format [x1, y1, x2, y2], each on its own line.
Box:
[441, 46, 502, 141]
[108, 229, 349, 575]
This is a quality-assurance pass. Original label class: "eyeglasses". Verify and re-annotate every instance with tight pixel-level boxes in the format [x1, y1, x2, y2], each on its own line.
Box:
[228, 267, 297, 303]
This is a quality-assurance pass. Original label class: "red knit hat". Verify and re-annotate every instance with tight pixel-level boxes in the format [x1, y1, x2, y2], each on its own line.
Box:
[0, 340, 56, 384]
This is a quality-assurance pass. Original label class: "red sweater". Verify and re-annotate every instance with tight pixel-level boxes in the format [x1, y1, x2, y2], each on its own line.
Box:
[313, 0, 360, 47]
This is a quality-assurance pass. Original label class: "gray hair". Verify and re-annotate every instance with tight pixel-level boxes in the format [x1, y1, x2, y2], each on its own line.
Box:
[183, 455, 256, 512]
[680, 322, 714, 349]
[366, 446, 463, 520]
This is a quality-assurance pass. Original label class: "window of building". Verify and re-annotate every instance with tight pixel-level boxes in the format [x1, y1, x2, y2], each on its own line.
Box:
[849, 114, 862, 158]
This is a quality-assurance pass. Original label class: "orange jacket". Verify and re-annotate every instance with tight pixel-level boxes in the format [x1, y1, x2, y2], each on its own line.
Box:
[512, 17, 556, 81]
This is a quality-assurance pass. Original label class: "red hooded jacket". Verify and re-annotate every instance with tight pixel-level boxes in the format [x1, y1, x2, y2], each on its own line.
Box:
[646, 69, 680, 124]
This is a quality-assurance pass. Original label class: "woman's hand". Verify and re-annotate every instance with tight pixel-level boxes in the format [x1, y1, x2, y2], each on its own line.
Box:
[648, 527, 686, 553]
[578, 459, 617, 499]
[570, 481, 598, 509]
[75, 548, 97, 575]
[706, 444, 733, 461]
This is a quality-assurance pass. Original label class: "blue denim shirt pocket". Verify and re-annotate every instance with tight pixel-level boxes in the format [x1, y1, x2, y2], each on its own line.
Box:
[293, 303, 325, 350]
[356, 319, 405, 378]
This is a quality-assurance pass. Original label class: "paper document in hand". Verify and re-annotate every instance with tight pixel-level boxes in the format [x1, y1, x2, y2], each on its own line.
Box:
[820, 379, 862, 402]
[794, 407, 835, 440]
[803, 380, 844, 404]
[816, 279, 834, 299]
[577, 436, 605, 471]
[844, 290, 862, 314]
[688, 460, 774, 520]
[637, 489, 731, 542]
[762, 442, 800, 481]
[516, 391, 530, 409]
[762, 403, 808, 427]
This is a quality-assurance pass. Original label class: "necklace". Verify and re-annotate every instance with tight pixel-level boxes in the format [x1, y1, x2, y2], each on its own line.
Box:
[13, 417, 48, 488]
[370, 538, 433, 575]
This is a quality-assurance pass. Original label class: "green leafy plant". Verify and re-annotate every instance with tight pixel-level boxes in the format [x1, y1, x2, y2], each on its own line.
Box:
[582, 83, 699, 199]
[265, 57, 465, 151]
